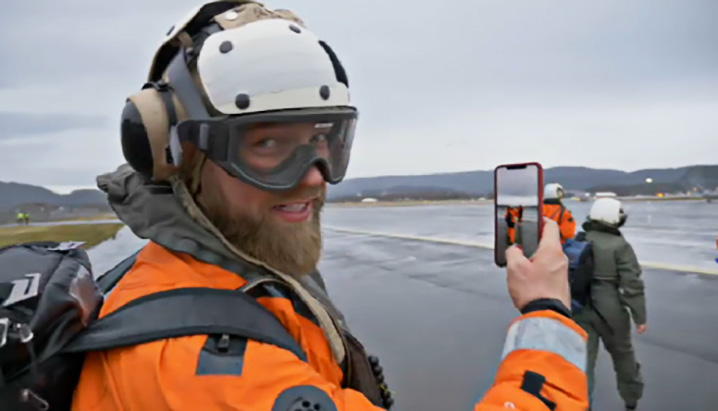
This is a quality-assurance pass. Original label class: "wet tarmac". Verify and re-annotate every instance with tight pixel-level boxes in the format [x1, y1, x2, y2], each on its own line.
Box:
[324, 201, 718, 272]
[321, 202, 718, 410]
[80, 201, 718, 410]
[87, 225, 146, 275]
[319, 229, 718, 411]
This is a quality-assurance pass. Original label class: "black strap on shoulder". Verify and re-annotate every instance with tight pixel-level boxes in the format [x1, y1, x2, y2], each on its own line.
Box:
[96, 250, 141, 294]
[61, 287, 307, 362]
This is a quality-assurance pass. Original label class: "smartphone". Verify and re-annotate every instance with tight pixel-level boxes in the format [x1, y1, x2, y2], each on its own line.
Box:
[494, 163, 544, 267]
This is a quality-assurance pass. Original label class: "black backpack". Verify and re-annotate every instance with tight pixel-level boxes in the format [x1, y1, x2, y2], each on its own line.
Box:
[561, 232, 595, 312]
[0, 241, 310, 410]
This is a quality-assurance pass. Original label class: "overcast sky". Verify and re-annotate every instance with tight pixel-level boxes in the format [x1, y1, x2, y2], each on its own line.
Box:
[496, 166, 540, 206]
[1, 0, 717, 193]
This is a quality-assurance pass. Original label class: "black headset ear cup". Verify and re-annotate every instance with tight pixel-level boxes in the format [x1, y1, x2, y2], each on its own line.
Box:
[121, 87, 187, 182]
[120, 99, 154, 178]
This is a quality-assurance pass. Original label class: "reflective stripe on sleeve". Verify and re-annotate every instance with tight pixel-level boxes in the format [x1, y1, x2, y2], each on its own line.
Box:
[501, 316, 586, 373]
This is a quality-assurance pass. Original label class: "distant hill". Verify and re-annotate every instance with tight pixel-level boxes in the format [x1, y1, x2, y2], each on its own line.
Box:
[338, 185, 475, 202]
[328, 165, 718, 201]
[0, 181, 107, 212]
[681, 165, 718, 191]
[4, 164, 717, 207]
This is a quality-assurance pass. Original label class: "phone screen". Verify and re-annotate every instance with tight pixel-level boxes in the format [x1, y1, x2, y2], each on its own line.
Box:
[494, 163, 543, 267]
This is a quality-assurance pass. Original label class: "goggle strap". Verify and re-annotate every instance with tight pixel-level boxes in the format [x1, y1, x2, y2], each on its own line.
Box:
[166, 49, 211, 120]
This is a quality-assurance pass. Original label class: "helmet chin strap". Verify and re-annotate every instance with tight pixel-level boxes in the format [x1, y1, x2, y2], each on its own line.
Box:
[166, 49, 212, 120]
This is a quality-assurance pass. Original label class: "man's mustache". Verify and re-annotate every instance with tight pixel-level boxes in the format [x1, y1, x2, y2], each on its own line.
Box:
[273, 187, 326, 206]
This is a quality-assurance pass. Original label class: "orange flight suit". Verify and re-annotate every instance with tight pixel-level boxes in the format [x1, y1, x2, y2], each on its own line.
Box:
[505, 207, 523, 245]
[543, 203, 576, 244]
[72, 241, 588, 410]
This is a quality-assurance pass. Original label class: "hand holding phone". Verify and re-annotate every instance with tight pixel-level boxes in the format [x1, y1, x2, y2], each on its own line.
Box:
[494, 163, 544, 267]
[505, 218, 571, 310]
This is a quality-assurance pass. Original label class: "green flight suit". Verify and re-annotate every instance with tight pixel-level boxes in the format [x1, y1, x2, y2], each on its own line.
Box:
[574, 220, 646, 408]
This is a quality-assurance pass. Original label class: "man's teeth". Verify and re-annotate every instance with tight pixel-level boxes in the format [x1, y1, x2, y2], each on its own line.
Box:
[276, 203, 308, 212]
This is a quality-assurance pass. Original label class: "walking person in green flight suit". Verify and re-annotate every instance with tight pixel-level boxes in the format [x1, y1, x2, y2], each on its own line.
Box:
[575, 197, 647, 411]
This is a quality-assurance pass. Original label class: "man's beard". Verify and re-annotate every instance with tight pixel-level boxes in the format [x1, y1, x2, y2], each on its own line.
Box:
[197, 182, 325, 277]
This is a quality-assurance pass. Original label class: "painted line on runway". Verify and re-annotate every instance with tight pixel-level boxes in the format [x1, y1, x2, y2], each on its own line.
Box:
[638, 261, 718, 276]
[326, 226, 494, 249]
[325, 226, 718, 276]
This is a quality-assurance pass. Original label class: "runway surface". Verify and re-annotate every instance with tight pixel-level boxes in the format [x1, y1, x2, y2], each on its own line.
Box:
[319, 228, 718, 411]
[324, 201, 718, 273]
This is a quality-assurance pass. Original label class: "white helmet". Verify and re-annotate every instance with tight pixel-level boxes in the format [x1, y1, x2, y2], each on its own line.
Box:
[196, 18, 350, 115]
[544, 183, 565, 200]
[120, 1, 357, 191]
[589, 198, 627, 226]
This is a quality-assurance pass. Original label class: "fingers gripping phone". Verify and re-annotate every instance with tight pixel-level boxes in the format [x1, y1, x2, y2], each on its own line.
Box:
[494, 163, 545, 267]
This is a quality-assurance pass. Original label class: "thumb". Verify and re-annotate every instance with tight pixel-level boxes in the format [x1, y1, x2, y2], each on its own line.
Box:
[506, 245, 528, 266]
[535, 218, 561, 254]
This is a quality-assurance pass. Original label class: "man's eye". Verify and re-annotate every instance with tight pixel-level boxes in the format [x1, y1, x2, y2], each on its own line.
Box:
[254, 139, 277, 149]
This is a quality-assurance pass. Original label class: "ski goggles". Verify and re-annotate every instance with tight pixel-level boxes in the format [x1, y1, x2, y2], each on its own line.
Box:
[176, 107, 357, 191]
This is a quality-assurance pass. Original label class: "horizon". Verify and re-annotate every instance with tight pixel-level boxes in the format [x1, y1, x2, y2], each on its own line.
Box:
[1, 162, 710, 195]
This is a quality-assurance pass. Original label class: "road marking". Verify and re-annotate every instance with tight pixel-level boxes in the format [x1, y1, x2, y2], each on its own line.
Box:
[326, 226, 494, 249]
[638, 261, 718, 276]
[325, 226, 718, 276]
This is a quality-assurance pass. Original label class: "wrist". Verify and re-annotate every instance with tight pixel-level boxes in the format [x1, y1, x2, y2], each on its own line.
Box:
[521, 298, 572, 319]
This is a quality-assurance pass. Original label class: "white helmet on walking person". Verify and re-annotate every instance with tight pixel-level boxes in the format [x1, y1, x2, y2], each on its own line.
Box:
[589, 198, 628, 227]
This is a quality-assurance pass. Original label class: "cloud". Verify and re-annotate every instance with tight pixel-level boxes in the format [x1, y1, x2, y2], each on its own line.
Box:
[0, 127, 126, 187]
[346, 100, 718, 177]
[1, 0, 717, 185]
[0, 112, 109, 137]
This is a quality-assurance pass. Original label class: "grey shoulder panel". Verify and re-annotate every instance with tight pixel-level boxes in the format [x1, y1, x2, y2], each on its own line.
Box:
[196, 334, 248, 376]
[272, 386, 338, 411]
[196, 348, 245, 376]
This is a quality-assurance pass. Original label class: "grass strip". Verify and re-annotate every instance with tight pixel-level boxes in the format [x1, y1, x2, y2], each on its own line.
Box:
[51, 213, 118, 222]
[0, 223, 125, 249]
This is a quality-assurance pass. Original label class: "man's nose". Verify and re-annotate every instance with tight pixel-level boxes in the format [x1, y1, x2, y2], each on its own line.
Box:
[298, 165, 325, 188]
